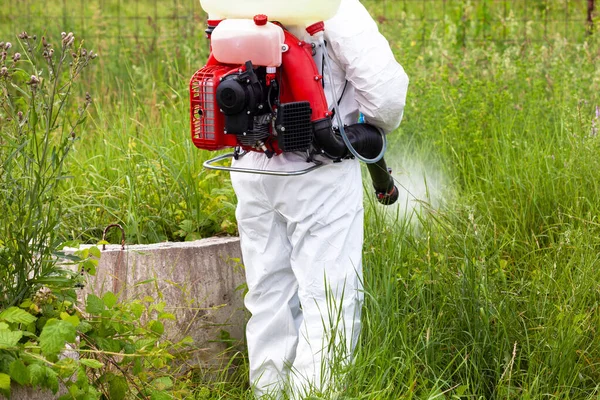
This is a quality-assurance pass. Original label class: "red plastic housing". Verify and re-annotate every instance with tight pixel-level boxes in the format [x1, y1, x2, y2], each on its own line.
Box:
[278, 29, 330, 122]
[189, 59, 238, 150]
[189, 27, 331, 152]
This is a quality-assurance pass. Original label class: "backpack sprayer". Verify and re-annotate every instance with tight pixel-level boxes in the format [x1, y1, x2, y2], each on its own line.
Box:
[189, 12, 399, 205]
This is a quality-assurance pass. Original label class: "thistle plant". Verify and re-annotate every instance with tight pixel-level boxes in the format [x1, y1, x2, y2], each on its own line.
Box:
[0, 32, 96, 307]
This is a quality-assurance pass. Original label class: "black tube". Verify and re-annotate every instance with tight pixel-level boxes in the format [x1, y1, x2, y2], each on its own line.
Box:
[366, 158, 399, 205]
[314, 121, 399, 205]
[313, 120, 383, 159]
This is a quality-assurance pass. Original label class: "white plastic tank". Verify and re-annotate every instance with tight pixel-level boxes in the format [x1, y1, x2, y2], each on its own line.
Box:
[211, 18, 285, 67]
[199, 0, 341, 27]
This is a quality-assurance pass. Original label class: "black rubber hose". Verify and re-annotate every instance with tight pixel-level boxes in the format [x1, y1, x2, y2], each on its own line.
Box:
[314, 122, 399, 205]
[313, 120, 383, 159]
[366, 158, 399, 205]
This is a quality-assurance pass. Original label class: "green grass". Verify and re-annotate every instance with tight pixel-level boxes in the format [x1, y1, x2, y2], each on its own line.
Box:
[2, 0, 600, 398]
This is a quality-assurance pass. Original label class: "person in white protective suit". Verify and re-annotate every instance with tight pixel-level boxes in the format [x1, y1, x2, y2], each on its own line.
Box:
[230, 0, 409, 398]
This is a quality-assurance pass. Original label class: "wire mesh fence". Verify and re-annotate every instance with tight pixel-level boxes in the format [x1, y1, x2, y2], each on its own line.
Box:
[0, 0, 596, 50]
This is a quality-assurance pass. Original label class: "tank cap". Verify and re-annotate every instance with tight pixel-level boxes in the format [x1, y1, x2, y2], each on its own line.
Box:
[254, 14, 268, 26]
[306, 21, 325, 36]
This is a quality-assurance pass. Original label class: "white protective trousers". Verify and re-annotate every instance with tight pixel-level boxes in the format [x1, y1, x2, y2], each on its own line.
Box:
[230, 0, 409, 398]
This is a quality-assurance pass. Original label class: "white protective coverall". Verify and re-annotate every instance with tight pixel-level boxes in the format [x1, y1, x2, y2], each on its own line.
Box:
[230, 0, 409, 397]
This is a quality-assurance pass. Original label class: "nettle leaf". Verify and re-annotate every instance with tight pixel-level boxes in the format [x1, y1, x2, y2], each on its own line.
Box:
[151, 376, 173, 391]
[85, 294, 104, 314]
[0, 330, 23, 349]
[103, 292, 118, 309]
[150, 390, 171, 400]
[9, 359, 29, 386]
[158, 312, 176, 321]
[79, 359, 103, 369]
[82, 259, 97, 275]
[89, 246, 101, 259]
[148, 320, 164, 335]
[0, 373, 10, 392]
[27, 363, 46, 386]
[39, 319, 76, 357]
[108, 374, 128, 400]
[78, 321, 93, 334]
[0, 307, 37, 325]
[130, 302, 145, 319]
[60, 312, 81, 328]
[46, 368, 59, 394]
[56, 358, 77, 379]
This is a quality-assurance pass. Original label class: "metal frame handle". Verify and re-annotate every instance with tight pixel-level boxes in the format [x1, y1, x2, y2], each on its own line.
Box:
[203, 153, 324, 176]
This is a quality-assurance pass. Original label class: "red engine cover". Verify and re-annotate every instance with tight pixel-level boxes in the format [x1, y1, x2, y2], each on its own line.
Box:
[189, 62, 238, 150]
[190, 27, 331, 153]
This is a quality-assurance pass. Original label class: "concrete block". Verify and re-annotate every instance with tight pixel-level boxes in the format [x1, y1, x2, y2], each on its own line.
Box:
[84, 237, 247, 366]
[5, 238, 246, 400]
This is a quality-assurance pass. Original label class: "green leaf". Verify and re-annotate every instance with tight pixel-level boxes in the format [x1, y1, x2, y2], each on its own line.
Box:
[76, 367, 89, 392]
[56, 358, 77, 379]
[132, 358, 143, 376]
[0, 307, 37, 325]
[27, 364, 46, 386]
[103, 292, 118, 309]
[0, 373, 10, 393]
[0, 330, 23, 349]
[79, 359, 103, 369]
[95, 337, 123, 353]
[89, 246, 101, 259]
[9, 359, 29, 385]
[45, 368, 59, 394]
[85, 294, 104, 314]
[130, 302, 145, 319]
[19, 300, 33, 309]
[39, 319, 76, 357]
[151, 376, 173, 391]
[150, 390, 172, 400]
[78, 321, 93, 334]
[108, 375, 128, 400]
[82, 259, 97, 275]
[158, 312, 176, 321]
[60, 312, 80, 328]
[148, 320, 164, 335]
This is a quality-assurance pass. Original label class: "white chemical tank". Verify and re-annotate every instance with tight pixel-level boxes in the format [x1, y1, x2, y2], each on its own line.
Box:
[199, 0, 341, 26]
[211, 18, 285, 67]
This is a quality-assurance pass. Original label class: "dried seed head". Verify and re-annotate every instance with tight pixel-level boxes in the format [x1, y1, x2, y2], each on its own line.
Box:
[61, 32, 66, 38]
[62, 32, 75, 47]
[70, 131, 76, 138]
[17, 111, 23, 121]
[27, 75, 40, 85]
[17, 32, 29, 40]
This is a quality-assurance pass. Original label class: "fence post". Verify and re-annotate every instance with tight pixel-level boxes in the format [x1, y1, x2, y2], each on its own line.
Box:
[589, 0, 596, 35]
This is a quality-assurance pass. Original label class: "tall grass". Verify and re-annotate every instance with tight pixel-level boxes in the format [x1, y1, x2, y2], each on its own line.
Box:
[2, 0, 600, 398]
